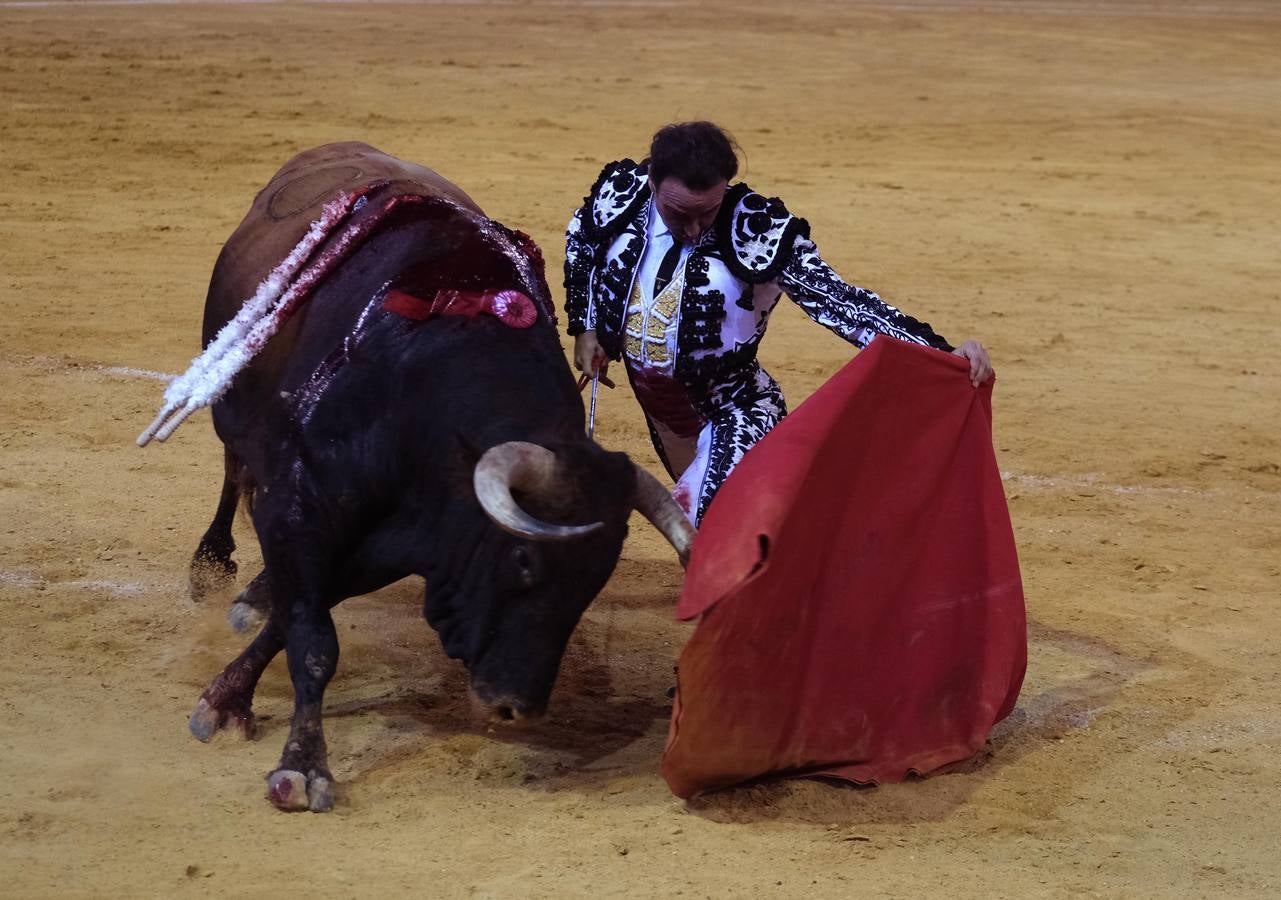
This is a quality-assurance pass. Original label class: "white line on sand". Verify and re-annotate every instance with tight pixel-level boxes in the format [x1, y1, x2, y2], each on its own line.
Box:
[99, 365, 174, 381]
[1001, 471, 1203, 497]
[59, 578, 149, 597]
[0, 354, 175, 382]
[0, 569, 152, 598]
[0, 570, 43, 589]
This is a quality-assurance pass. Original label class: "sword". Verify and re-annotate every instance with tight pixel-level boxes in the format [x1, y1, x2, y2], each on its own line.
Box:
[588, 371, 600, 439]
[578, 351, 610, 439]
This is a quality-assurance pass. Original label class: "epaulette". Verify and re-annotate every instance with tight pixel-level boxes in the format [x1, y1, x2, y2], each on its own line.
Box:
[714, 183, 810, 283]
[581, 159, 650, 241]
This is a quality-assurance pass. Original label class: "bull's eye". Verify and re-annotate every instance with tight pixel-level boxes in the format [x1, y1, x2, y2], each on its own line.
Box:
[510, 544, 540, 588]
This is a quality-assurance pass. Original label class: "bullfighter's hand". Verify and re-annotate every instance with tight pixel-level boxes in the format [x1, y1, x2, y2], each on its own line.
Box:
[574, 330, 613, 385]
[952, 340, 994, 387]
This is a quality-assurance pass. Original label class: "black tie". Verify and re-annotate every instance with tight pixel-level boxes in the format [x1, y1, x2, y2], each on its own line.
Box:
[653, 241, 683, 296]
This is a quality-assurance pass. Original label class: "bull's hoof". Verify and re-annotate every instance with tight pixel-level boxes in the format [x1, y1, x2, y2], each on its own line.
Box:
[227, 601, 265, 634]
[266, 769, 334, 812]
[188, 697, 255, 742]
[267, 770, 308, 811]
[189, 699, 221, 742]
[228, 571, 271, 633]
[308, 775, 335, 812]
[189, 556, 237, 602]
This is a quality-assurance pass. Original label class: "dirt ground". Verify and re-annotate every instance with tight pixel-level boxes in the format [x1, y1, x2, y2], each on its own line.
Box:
[1, 0, 1278, 896]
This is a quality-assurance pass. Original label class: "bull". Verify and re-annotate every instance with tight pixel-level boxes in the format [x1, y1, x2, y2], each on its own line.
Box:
[139, 143, 692, 812]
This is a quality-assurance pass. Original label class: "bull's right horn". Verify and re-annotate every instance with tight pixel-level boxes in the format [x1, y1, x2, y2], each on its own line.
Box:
[631, 465, 696, 568]
[473, 441, 605, 541]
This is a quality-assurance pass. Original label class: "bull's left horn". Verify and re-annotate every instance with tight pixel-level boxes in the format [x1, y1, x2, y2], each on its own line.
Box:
[632, 465, 696, 568]
[473, 442, 604, 541]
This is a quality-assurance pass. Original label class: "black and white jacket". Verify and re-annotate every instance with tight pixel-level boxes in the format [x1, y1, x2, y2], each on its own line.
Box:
[564, 159, 953, 396]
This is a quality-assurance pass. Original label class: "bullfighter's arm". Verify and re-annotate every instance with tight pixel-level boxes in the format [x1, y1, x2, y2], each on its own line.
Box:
[563, 206, 598, 336]
[777, 235, 954, 352]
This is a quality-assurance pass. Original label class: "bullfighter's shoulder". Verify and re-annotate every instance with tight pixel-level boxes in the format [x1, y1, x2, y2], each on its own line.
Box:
[581, 159, 650, 241]
[714, 183, 811, 283]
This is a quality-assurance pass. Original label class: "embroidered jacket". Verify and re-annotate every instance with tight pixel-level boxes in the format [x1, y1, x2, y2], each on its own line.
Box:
[564, 159, 953, 396]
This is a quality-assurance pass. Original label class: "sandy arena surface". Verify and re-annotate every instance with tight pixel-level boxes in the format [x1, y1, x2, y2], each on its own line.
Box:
[2, 1, 1279, 896]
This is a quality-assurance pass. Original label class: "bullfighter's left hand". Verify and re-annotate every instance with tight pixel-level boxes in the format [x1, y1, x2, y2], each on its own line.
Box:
[952, 340, 994, 387]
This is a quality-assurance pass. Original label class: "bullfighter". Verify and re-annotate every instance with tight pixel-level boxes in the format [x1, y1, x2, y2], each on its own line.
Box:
[564, 121, 993, 524]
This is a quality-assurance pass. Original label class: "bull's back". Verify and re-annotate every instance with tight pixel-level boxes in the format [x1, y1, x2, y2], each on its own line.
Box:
[200, 146, 560, 476]
[202, 142, 482, 344]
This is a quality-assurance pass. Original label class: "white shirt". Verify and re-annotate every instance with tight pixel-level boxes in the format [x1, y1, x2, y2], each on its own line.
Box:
[622, 199, 691, 372]
[637, 198, 693, 307]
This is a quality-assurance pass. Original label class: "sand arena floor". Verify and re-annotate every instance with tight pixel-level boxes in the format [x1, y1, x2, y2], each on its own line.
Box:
[1, 1, 1279, 896]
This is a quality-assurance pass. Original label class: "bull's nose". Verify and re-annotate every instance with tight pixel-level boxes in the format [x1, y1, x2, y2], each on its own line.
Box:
[487, 702, 545, 728]
[468, 688, 546, 727]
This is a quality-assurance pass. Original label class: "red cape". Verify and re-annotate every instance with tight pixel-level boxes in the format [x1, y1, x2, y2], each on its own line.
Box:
[662, 338, 1026, 798]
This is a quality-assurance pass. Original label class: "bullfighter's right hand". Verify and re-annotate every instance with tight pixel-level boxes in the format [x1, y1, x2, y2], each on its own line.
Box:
[574, 330, 612, 384]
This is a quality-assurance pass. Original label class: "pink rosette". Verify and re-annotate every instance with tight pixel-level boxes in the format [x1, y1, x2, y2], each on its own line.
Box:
[487, 289, 537, 329]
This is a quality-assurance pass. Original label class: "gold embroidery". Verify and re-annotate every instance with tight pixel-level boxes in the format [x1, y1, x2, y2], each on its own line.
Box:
[624, 278, 646, 344]
[622, 258, 684, 366]
[654, 271, 682, 320]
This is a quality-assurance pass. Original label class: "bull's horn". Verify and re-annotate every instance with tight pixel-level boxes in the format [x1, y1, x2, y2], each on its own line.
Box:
[631, 465, 696, 568]
[473, 442, 604, 541]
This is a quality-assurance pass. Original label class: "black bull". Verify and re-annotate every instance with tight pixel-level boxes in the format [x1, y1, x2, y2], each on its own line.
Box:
[164, 143, 692, 812]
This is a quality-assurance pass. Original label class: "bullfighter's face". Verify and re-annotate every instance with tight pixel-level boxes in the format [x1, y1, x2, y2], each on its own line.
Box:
[651, 176, 728, 245]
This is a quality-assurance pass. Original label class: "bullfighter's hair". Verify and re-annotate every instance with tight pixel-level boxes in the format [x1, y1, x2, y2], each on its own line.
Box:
[648, 121, 739, 190]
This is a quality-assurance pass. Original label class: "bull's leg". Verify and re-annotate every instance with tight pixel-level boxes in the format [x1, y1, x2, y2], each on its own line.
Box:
[188, 618, 285, 741]
[227, 568, 271, 633]
[266, 605, 341, 812]
[189, 448, 243, 600]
